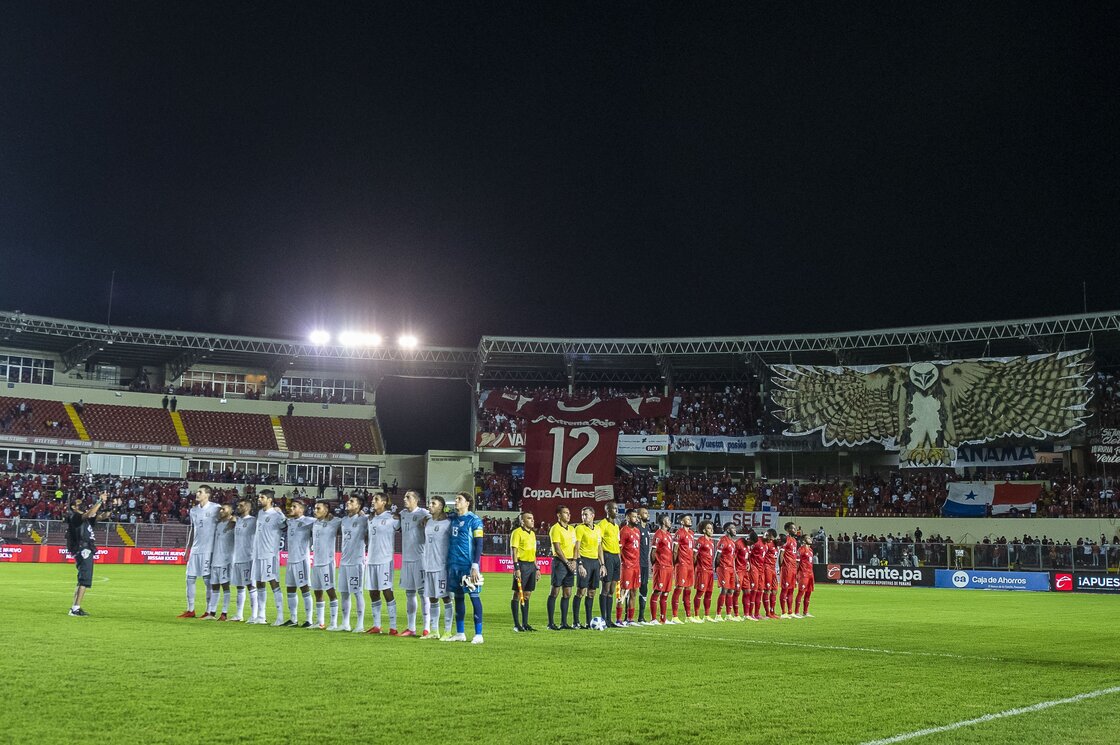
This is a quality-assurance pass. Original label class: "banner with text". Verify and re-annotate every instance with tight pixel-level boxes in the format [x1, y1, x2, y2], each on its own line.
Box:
[668, 435, 765, 454]
[482, 392, 677, 523]
[1090, 429, 1120, 464]
[650, 510, 779, 532]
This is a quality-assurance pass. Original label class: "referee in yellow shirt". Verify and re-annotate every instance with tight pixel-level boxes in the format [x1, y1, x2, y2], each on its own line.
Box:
[574, 506, 605, 629]
[509, 512, 538, 632]
[597, 502, 621, 628]
[547, 506, 578, 630]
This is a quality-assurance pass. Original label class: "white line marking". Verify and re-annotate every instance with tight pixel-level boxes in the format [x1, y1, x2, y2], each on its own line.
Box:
[860, 685, 1120, 744]
[624, 629, 1006, 662]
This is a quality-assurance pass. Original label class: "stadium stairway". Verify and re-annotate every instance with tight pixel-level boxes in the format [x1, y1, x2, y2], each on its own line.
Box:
[169, 411, 191, 447]
[116, 524, 136, 547]
[63, 403, 91, 441]
[270, 415, 287, 450]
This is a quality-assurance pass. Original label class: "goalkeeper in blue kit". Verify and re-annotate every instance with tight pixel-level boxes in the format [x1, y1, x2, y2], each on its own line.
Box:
[445, 491, 485, 644]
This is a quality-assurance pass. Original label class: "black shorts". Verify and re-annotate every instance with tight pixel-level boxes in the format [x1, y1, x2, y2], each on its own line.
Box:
[75, 551, 94, 588]
[640, 564, 650, 588]
[602, 552, 621, 584]
[551, 559, 575, 588]
[577, 558, 601, 591]
[513, 561, 538, 592]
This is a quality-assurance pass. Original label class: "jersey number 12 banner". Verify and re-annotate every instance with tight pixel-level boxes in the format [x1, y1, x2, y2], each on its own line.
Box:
[481, 391, 677, 521]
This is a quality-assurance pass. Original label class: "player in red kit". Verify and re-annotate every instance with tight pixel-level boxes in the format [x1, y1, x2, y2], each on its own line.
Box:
[693, 521, 715, 622]
[746, 530, 765, 620]
[649, 515, 674, 624]
[618, 509, 642, 626]
[779, 521, 801, 618]
[714, 523, 740, 622]
[794, 535, 815, 617]
[671, 515, 696, 624]
[763, 529, 780, 619]
[733, 532, 749, 621]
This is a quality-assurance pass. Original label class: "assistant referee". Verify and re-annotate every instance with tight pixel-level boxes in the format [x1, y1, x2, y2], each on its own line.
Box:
[509, 511, 538, 632]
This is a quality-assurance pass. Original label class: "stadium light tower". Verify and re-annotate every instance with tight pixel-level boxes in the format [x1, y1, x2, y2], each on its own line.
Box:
[398, 333, 418, 349]
[309, 330, 331, 345]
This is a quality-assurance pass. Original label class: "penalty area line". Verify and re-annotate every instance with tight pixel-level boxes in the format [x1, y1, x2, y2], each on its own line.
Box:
[624, 629, 1006, 662]
[860, 685, 1120, 745]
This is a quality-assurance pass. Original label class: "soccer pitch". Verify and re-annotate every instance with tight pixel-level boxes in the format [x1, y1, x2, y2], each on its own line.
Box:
[2, 565, 1117, 745]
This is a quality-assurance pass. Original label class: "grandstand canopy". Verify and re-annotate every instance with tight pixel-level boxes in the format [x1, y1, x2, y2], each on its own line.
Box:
[3, 309, 1119, 387]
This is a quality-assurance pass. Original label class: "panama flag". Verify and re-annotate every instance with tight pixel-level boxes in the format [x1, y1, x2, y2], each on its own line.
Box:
[943, 481, 1043, 516]
[943, 482, 994, 516]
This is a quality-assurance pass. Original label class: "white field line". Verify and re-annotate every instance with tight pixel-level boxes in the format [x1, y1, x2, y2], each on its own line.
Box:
[860, 685, 1120, 744]
[624, 629, 1007, 662]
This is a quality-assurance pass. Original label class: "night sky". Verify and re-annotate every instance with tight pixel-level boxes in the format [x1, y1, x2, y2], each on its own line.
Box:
[2, 4, 1118, 451]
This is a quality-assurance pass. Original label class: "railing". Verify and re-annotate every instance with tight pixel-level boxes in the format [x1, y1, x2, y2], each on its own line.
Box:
[0, 519, 190, 549]
[9, 519, 1114, 573]
[821, 539, 1120, 573]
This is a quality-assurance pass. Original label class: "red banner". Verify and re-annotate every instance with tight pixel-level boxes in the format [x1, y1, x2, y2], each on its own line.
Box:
[482, 392, 675, 523]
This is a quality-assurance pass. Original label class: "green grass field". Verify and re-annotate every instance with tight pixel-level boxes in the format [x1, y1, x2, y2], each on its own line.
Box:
[2, 565, 1118, 744]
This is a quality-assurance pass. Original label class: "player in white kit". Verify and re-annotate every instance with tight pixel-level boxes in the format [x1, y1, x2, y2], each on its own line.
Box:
[310, 501, 341, 630]
[204, 504, 236, 620]
[181, 485, 219, 619]
[230, 497, 256, 621]
[283, 500, 316, 627]
[365, 491, 400, 635]
[420, 495, 454, 639]
[398, 490, 430, 637]
[337, 495, 368, 632]
[250, 489, 287, 625]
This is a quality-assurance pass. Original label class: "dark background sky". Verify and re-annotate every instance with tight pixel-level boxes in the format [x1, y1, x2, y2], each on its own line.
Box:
[2, 3, 1118, 451]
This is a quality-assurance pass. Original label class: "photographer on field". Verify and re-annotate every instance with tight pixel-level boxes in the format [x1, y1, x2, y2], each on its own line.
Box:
[67, 491, 108, 617]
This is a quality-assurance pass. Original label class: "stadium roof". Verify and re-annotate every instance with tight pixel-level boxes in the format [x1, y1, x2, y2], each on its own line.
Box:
[3, 309, 1119, 387]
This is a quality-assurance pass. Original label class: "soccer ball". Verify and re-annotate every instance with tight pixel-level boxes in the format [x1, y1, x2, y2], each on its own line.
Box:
[589, 617, 607, 631]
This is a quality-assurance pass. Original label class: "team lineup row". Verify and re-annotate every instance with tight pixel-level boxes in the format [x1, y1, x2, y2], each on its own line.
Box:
[180, 487, 488, 642]
[524, 504, 816, 632]
[178, 485, 817, 642]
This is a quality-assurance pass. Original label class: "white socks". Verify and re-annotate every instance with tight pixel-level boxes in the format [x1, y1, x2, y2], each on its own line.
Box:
[186, 578, 197, 612]
[287, 592, 298, 621]
[316, 601, 326, 626]
[387, 600, 397, 631]
[330, 599, 339, 627]
[236, 588, 246, 617]
[371, 599, 382, 628]
[406, 591, 418, 632]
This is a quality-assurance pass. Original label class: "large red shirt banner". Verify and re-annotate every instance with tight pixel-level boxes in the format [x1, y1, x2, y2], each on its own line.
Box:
[481, 391, 677, 522]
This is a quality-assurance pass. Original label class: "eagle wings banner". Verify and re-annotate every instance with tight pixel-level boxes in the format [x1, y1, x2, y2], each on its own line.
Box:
[769, 350, 1092, 467]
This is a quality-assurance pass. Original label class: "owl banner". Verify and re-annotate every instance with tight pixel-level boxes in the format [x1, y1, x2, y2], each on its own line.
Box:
[770, 350, 1092, 468]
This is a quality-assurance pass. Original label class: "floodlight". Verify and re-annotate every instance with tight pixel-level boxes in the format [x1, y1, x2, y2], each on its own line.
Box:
[398, 334, 419, 349]
[309, 330, 331, 345]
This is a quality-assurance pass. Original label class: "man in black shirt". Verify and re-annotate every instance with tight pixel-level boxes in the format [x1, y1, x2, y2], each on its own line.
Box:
[67, 491, 107, 616]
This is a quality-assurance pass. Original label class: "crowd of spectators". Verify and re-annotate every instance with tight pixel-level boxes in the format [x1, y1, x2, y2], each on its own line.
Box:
[268, 390, 367, 405]
[0, 467, 238, 525]
[473, 464, 1120, 520]
[824, 528, 1120, 570]
[477, 384, 769, 437]
[1093, 369, 1120, 428]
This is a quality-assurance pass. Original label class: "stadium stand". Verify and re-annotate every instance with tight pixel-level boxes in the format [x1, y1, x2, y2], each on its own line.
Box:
[0, 397, 78, 438]
[473, 467, 1120, 520]
[1093, 368, 1120, 427]
[177, 410, 276, 450]
[280, 415, 379, 454]
[80, 403, 180, 446]
[477, 384, 768, 437]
